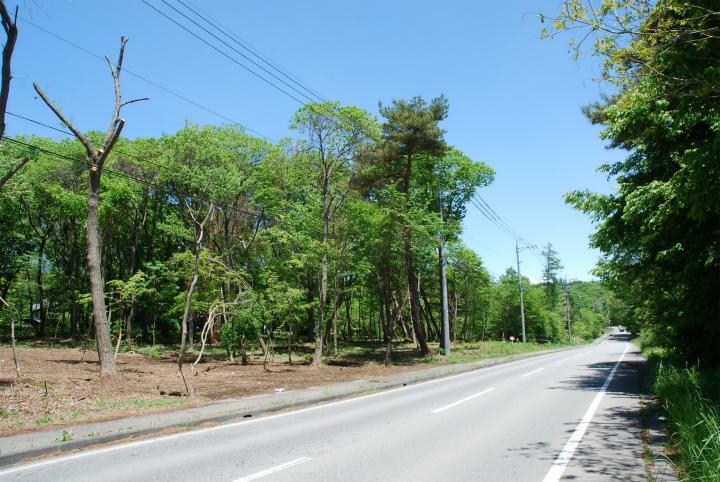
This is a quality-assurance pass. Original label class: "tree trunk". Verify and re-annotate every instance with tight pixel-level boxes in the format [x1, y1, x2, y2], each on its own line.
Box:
[69, 223, 79, 344]
[401, 149, 429, 356]
[404, 237, 429, 355]
[35, 235, 47, 338]
[87, 170, 116, 375]
[313, 183, 330, 366]
[126, 199, 147, 347]
[0, 296, 20, 377]
[345, 291, 353, 342]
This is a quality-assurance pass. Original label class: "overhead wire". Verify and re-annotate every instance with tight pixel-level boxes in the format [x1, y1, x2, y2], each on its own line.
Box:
[159, 0, 324, 105]
[177, 0, 329, 103]
[7, 111, 176, 176]
[142, 0, 381, 144]
[18, 16, 276, 143]
[1, 136, 259, 218]
[20, 3, 548, 271]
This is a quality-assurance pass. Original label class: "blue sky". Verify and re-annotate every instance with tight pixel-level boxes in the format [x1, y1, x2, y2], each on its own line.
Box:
[7, 0, 620, 281]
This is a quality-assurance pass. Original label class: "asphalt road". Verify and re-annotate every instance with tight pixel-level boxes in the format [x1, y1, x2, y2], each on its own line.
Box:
[0, 337, 649, 481]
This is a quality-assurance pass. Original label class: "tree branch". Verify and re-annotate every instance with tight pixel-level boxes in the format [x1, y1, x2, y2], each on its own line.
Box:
[33, 82, 97, 159]
[0, 1, 17, 141]
[120, 97, 149, 108]
[0, 155, 28, 189]
[98, 118, 125, 166]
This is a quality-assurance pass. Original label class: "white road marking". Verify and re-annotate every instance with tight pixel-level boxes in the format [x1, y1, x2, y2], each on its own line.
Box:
[553, 356, 572, 366]
[0, 345, 585, 477]
[542, 344, 630, 482]
[521, 367, 544, 377]
[431, 388, 495, 413]
[234, 457, 311, 481]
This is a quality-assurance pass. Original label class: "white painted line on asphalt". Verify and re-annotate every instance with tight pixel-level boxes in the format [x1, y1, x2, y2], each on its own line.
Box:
[431, 388, 495, 414]
[521, 368, 544, 377]
[542, 343, 630, 482]
[234, 457, 311, 481]
[0, 346, 577, 477]
[553, 356, 572, 366]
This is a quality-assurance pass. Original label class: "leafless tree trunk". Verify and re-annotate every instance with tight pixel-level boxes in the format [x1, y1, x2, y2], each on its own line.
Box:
[178, 203, 213, 394]
[33, 36, 147, 375]
[0, 295, 20, 377]
[0, 1, 20, 189]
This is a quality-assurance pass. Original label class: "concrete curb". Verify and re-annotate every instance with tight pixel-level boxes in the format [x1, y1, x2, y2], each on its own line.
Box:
[0, 340, 603, 467]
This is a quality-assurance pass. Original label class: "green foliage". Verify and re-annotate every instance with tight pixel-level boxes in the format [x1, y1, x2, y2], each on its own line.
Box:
[549, 0, 720, 364]
[0, 94, 610, 363]
[648, 350, 720, 480]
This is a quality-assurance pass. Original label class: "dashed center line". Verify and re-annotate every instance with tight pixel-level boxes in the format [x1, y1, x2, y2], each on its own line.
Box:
[521, 367, 544, 377]
[431, 388, 496, 413]
[234, 457, 312, 481]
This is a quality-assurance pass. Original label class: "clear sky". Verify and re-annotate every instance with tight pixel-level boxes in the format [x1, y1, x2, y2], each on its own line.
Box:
[6, 0, 620, 281]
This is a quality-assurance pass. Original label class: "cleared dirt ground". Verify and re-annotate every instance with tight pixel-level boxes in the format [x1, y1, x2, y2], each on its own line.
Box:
[0, 344, 423, 435]
[0, 339, 565, 436]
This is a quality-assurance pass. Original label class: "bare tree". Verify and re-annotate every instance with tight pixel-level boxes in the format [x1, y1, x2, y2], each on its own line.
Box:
[177, 201, 214, 394]
[33, 37, 147, 376]
[0, 295, 20, 377]
[0, 0, 25, 190]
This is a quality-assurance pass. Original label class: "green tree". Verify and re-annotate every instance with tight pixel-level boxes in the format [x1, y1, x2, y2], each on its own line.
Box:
[375, 96, 449, 356]
[549, 0, 720, 364]
[290, 102, 377, 365]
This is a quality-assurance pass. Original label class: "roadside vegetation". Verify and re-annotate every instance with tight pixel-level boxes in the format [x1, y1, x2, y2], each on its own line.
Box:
[643, 344, 720, 481]
[547, 1, 720, 479]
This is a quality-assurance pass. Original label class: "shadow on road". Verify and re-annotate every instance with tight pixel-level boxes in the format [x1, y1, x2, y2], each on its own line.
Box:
[507, 346, 651, 480]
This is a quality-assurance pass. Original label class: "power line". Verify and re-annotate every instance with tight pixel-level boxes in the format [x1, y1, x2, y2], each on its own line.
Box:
[1, 136, 259, 218]
[178, 0, 329, 103]
[7, 112, 72, 136]
[142, 0, 310, 106]
[7, 111, 174, 176]
[159, 0, 324, 105]
[475, 193, 524, 240]
[462, 234, 515, 263]
[19, 16, 276, 143]
[469, 197, 520, 241]
[143, 1, 381, 144]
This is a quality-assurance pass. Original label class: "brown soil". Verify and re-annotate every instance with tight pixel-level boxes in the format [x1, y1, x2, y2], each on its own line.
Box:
[0, 344, 425, 436]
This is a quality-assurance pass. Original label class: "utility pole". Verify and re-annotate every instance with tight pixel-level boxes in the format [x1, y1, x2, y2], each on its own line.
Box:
[438, 179, 450, 356]
[515, 240, 527, 343]
[564, 280, 572, 343]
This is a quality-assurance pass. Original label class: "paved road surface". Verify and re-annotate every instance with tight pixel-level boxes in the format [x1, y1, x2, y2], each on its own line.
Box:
[0, 338, 649, 481]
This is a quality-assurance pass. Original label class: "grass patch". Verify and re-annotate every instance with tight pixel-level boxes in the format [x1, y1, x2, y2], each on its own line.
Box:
[94, 395, 188, 411]
[131, 344, 169, 360]
[55, 430, 73, 443]
[423, 340, 574, 364]
[34, 414, 53, 425]
[647, 350, 720, 480]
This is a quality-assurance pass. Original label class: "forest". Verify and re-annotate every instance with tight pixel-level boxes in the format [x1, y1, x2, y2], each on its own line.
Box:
[0, 0, 615, 380]
[0, 91, 613, 375]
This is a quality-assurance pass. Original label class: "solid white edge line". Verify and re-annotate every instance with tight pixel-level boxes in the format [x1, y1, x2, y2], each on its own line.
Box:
[233, 456, 311, 481]
[431, 387, 495, 413]
[521, 367, 544, 377]
[542, 343, 630, 482]
[0, 344, 588, 477]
